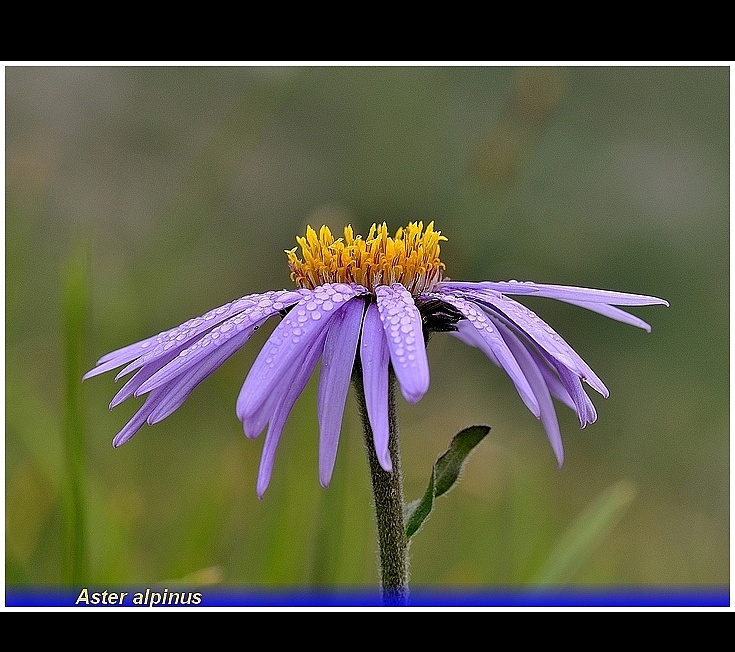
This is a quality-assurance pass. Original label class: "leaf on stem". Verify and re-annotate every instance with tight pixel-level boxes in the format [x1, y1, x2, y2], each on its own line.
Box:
[404, 425, 490, 540]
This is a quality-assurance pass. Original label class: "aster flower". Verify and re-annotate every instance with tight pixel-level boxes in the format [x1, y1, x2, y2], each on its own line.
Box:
[85, 222, 668, 497]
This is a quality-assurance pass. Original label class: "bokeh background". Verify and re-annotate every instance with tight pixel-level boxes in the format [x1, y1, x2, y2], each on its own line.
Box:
[5, 65, 729, 596]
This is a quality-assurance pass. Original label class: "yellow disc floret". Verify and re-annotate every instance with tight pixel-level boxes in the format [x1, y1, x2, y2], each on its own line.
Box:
[286, 221, 447, 295]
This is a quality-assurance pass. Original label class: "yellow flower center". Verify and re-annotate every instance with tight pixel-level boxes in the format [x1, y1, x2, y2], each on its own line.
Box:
[286, 221, 447, 295]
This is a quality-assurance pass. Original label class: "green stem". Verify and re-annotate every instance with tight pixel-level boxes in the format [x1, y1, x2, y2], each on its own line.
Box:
[353, 370, 409, 606]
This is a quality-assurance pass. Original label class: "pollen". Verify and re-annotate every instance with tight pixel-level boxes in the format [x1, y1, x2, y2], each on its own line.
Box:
[286, 221, 447, 295]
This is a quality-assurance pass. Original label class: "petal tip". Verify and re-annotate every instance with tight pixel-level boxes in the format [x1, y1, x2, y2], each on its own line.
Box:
[400, 385, 428, 404]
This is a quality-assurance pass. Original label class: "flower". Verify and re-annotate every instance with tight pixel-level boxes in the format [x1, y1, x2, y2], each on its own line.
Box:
[85, 222, 668, 496]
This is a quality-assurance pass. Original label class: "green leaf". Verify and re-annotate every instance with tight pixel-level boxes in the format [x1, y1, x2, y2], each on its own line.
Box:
[405, 425, 490, 540]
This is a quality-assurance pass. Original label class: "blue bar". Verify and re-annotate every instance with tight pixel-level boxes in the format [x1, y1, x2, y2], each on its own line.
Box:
[5, 586, 730, 608]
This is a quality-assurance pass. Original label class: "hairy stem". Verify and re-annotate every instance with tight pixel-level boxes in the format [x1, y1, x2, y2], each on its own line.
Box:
[353, 369, 408, 606]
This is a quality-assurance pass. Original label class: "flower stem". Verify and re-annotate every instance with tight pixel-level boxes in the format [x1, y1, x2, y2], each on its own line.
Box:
[353, 369, 409, 606]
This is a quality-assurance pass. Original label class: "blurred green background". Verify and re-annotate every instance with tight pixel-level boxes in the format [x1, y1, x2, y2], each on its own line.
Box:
[5, 65, 729, 593]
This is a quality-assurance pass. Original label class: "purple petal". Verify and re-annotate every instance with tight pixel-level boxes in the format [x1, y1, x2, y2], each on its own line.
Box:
[109, 349, 181, 409]
[317, 297, 366, 487]
[454, 320, 578, 413]
[435, 294, 540, 418]
[147, 326, 257, 425]
[84, 333, 162, 379]
[256, 329, 328, 498]
[111, 390, 166, 447]
[360, 302, 392, 472]
[559, 299, 654, 332]
[496, 322, 564, 467]
[533, 354, 577, 412]
[553, 362, 597, 427]
[236, 283, 368, 425]
[84, 290, 303, 380]
[134, 297, 290, 395]
[438, 280, 669, 307]
[450, 323, 496, 359]
[374, 284, 429, 404]
[450, 288, 609, 398]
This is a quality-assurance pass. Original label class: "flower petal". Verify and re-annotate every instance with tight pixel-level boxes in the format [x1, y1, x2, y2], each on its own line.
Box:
[111, 391, 166, 447]
[554, 363, 597, 427]
[453, 319, 579, 413]
[256, 329, 328, 498]
[86, 333, 161, 375]
[147, 326, 258, 425]
[133, 290, 301, 392]
[84, 290, 303, 381]
[360, 302, 392, 472]
[317, 297, 366, 487]
[437, 295, 540, 418]
[559, 299, 655, 332]
[496, 322, 564, 467]
[236, 283, 368, 425]
[108, 350, 181, 409]
[438, 280, 669, 307]
[374, 284, 429, 404]
[453, 288, 610, 398]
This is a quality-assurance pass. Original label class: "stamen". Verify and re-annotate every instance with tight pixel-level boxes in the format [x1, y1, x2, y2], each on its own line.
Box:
[286, 222, 447, 296]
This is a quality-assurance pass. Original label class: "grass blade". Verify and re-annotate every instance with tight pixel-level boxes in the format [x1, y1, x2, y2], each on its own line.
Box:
[61, 244, 90, 584]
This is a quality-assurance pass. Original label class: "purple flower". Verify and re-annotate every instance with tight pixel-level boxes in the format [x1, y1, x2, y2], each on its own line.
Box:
[85, 222, 668, 496]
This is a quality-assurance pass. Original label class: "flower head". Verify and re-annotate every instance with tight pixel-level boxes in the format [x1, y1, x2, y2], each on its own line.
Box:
[85, 222, 668, 496]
